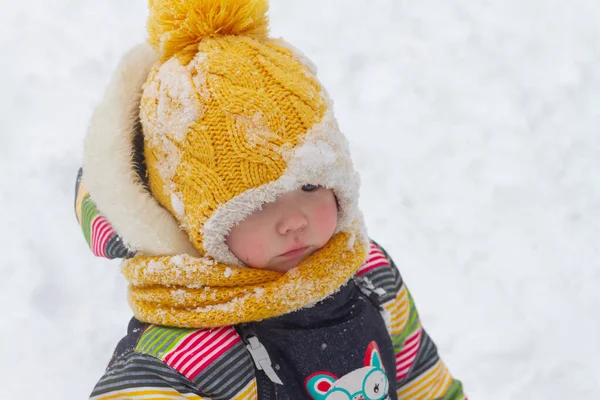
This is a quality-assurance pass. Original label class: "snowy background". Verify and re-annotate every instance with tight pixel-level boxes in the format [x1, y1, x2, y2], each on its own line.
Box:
[2, 0, 599, 398]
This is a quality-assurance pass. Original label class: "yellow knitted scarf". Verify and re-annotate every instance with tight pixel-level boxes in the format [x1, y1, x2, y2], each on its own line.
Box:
[122, 232, 368, 328]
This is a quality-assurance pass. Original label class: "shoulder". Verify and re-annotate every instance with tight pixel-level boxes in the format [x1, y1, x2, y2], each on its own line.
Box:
[358, 241, 419, 349]
[91, 351, 200, 399]
[135, 324, 257, 399]
[97, 319, 257, 399]
[356, 240, 403, 301]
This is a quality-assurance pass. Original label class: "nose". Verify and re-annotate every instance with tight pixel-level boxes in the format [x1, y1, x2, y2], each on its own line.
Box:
[276, 208, 308, 235]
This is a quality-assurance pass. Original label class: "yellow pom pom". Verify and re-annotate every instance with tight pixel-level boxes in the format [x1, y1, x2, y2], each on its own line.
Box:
[147, 0, 270, 61]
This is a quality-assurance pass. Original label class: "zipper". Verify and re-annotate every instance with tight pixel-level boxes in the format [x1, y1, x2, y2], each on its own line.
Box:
[239, 323, 279, 400]
[256, 368, 277, 400]
[354, 277, 385, 311]
[354, 277, 394, 340]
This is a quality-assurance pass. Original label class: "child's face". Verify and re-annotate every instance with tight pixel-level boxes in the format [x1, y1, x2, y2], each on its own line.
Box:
[226, 185, 338, 272]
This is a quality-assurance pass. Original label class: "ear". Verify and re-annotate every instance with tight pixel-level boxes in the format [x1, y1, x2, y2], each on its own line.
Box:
[305, 372, 338, 400]
[364, 341, 384, 370]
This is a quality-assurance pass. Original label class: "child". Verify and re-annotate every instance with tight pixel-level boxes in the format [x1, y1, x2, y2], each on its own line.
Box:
[75, 0, 466, 399]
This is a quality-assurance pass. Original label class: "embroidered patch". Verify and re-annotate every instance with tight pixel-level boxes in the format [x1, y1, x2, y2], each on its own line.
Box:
[304, 341, 390, 400]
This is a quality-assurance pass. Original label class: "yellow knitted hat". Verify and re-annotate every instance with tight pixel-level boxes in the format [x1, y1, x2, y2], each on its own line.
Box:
[80, 0, 370, 327]
[140, 0, 367, 265]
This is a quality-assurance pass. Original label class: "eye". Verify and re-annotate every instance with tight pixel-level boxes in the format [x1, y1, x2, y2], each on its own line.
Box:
[363, 370, 388, 400]
[301, 184, 319, 192]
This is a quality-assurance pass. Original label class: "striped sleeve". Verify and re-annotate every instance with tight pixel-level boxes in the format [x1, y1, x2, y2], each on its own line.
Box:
[373, 242, 467, 400]
[90, 352, 208, 400]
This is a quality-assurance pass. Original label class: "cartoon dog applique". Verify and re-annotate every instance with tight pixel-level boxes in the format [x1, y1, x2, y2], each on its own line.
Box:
[305, 341, 390, 400]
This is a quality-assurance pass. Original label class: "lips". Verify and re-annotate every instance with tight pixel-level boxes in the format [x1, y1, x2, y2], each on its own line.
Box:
[280, 245, 309, 258]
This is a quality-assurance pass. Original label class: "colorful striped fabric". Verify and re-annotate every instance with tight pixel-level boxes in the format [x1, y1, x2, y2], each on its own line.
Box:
[396, 328, 422, 381]
[75, 168, 135, 259]
[91, 324, 258, 399]
[136, 325, 257, 399]
[359, 242, 467, 400]
[90, 353, 208, 399]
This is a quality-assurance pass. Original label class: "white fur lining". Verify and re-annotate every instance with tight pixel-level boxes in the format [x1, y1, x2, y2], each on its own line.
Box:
[83, 43, 199, 257]
[203, 98, 368, 266]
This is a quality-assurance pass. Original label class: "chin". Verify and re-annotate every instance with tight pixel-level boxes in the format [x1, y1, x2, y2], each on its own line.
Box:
[274, 261, 300, 273]
[266, 246, 318, 272]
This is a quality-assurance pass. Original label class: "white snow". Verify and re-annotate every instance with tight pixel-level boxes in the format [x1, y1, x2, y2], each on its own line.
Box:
[142, 57, 201, 143]
[170, 192, 185, 219]
[146, 260, 165, 274]
[235, 112, 279, 147]
[170, 254, 185, 268]
[2, 0, 599, 399]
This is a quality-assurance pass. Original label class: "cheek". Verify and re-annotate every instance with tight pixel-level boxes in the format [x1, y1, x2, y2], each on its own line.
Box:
[226, 216, 271, 267]
[310, 195, 338, 239]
